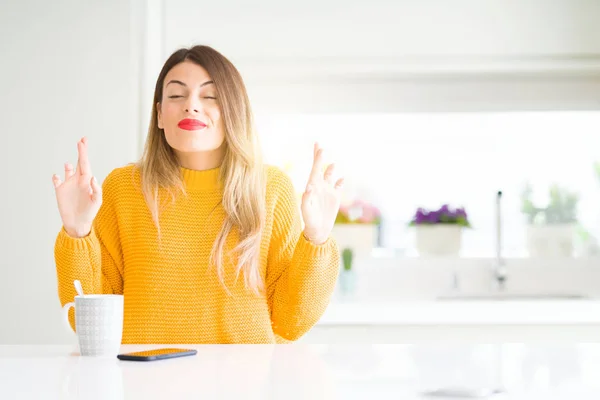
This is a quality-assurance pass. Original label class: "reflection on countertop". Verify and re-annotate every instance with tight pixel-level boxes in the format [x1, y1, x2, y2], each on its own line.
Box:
[1, 343, 599, 399]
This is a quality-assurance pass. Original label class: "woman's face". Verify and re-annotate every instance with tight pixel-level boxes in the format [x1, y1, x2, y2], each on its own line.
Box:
[157, 61, 225, 155]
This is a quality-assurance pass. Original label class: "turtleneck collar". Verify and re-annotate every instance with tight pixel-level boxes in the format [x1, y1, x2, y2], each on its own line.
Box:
[180, 166, 222, 191]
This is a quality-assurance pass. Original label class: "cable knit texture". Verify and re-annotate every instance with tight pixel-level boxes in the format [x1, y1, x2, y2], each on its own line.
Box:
[55, 164, 340, 344]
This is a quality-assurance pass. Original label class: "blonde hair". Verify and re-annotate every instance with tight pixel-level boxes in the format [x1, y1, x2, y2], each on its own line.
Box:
[137, 45, 266, 294]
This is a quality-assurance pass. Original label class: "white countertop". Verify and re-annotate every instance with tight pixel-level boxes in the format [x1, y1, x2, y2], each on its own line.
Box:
[318, 299, 600, 325]
[2, 343, 600, 399]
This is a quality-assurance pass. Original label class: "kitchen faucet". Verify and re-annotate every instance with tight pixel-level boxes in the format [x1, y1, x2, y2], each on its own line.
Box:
[493, 190, 507, 290]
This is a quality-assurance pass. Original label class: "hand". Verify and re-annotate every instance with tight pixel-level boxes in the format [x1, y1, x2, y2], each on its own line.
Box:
[52, 137, 102, 238]
[301, 143, 344, 245]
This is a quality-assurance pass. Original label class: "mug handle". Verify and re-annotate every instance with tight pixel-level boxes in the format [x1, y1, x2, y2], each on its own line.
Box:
[62, 302, 76, 334]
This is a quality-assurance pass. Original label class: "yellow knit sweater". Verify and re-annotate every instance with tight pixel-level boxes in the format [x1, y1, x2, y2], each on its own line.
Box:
[55, 164, 340, 344]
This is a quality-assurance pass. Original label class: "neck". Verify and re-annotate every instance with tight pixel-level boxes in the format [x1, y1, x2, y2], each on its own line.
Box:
[176, 144, 225, 170]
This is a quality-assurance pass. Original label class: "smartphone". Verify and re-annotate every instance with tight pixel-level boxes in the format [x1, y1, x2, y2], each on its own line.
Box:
[117, 348, 197, 361]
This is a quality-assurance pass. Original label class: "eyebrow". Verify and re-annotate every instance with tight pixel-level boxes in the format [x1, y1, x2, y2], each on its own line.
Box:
[166, 79, 214, 88]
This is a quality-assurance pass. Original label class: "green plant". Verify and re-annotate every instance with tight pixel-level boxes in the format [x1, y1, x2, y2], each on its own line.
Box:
[342, 248, 353, 271]
[520, 182, 579, 224]
[594, 161, 600, 184]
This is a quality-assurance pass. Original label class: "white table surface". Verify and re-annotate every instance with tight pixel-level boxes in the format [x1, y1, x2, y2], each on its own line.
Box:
[2, 343, 600, 399]
[319, 300, 600, 325]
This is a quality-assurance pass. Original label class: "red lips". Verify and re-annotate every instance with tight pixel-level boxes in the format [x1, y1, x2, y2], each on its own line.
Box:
[178, 118, 207, 131]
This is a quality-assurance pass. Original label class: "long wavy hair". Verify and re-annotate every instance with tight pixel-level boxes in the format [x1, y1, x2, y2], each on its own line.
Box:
[137, 45, 266, 294]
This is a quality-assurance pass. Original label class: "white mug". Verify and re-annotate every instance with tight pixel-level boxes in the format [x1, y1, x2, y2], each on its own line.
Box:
[63, 294, 124, 357]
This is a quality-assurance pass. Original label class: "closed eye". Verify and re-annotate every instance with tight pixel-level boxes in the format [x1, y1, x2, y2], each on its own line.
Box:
[168, 95, 183, 99]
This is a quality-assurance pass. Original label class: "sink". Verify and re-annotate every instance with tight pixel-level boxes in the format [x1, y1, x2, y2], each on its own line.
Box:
[437, 293, 590, 301]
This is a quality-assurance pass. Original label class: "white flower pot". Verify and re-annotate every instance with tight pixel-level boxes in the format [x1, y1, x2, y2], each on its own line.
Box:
[415, 224, 463, 257]
[331, 224, 377, 253]
[526, 223, 575, 257]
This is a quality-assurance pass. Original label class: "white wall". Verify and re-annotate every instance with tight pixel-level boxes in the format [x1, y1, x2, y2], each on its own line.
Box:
[165, 0, 600, 58]
[0, 0, 141, 344]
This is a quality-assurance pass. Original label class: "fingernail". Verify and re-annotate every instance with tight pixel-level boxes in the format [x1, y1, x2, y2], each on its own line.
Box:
[92, 176, 97, 183]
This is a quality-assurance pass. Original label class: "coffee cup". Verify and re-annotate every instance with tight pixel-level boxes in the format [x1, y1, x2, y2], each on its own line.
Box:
[63, 294, 124, 357]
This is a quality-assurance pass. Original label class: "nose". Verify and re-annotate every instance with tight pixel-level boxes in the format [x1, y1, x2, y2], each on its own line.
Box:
[184, 97, 201, 114]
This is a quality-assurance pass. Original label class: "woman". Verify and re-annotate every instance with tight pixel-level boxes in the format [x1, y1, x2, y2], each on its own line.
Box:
[52, 45, 343, 344]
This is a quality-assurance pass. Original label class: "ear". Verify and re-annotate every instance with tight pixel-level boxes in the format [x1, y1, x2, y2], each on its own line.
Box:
[156, 102, 163, 129]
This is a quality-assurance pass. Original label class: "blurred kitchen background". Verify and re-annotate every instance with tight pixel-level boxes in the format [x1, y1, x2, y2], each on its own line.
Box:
[1, 0, 600, 344]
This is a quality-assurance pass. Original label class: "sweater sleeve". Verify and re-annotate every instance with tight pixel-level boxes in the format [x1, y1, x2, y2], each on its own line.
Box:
[54, 174, 124, 331]
[266, 170, 340, 341]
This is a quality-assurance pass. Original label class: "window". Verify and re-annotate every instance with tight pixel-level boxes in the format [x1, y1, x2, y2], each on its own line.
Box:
[257, 111, 600, 258]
